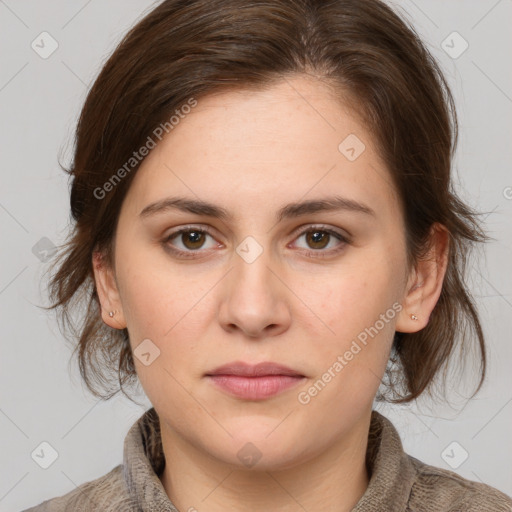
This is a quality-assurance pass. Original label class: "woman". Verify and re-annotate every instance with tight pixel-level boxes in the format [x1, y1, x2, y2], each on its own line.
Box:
[24, 0, 512, 510]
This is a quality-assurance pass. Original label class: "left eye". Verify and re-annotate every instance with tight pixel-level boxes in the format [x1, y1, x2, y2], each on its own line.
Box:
[292, 228, 347, 252]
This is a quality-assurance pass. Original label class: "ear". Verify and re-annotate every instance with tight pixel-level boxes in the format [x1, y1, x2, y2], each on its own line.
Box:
[395, 223, 450, 333]
[92, 250, 127, 330]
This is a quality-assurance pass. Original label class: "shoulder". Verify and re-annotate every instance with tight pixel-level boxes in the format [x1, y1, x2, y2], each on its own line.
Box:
[21, 464, 136, 512]
[407, 455, 512, 512]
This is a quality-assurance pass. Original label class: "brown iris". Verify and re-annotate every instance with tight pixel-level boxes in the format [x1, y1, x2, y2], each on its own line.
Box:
[181, 230, 206, 250]
[306, 230, 330, 250]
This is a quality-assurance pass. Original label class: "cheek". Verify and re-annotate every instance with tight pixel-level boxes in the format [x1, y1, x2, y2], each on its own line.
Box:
[117, 247, 212, 337]
[118, 265, 206, 398]
[309, 250, 403, 379]
[319, 258, 400, 334]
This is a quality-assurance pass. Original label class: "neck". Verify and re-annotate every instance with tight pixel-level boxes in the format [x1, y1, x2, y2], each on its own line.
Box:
[159, 413, 372, 512]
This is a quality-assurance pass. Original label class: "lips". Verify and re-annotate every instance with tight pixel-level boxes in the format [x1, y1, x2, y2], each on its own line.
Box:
[205, 361, 306, 400]
[205, 361, 304, 378]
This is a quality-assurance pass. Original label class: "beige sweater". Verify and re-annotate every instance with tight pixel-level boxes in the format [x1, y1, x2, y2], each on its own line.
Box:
[23, 408, 512, 511]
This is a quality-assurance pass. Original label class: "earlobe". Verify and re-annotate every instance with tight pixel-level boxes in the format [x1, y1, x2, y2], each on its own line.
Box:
[92, 250, 127, 329]
[395, 224, 450, 333]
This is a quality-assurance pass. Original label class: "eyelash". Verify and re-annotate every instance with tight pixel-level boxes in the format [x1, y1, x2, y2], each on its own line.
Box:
[162, 224, 351, 260]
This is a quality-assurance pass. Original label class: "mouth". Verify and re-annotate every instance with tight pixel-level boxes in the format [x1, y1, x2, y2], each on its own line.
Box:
[205, 361, 306, 400]
[206, 361, 305, 378]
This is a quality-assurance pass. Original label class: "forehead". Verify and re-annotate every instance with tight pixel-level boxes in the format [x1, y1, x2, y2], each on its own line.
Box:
[121, 76, 399, 222]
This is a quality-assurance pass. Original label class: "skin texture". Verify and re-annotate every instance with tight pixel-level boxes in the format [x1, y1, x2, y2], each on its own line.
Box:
[93, 75, 449, 512]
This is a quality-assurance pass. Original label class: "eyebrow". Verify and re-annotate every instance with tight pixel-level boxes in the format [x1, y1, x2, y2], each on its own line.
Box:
[139, 195, 376, 222]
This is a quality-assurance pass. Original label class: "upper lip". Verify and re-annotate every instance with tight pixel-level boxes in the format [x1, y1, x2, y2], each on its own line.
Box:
[206, 361, 304, 377]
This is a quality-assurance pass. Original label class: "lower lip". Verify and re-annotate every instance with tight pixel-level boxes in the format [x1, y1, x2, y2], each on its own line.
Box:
[207, 375, 305, 400]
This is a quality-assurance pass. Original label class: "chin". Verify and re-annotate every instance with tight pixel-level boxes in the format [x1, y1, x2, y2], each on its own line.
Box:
[212, 442, 306, 472]
[206, 422, 310, 471]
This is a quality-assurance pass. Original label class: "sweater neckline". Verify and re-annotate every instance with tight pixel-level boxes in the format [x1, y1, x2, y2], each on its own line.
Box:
[122, 407, 416, 511]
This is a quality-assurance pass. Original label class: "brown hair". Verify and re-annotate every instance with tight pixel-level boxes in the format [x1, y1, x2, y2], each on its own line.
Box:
[46, 0, 487, 403]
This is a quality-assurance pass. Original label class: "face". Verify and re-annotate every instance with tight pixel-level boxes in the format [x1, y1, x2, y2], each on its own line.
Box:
[95, 75, 422, 471]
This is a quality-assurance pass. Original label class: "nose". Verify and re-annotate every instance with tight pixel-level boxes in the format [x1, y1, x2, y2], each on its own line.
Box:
[217, 249, 292, 339]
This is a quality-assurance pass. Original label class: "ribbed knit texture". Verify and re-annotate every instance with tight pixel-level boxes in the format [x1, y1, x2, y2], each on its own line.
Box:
[23, 408, 512, 511]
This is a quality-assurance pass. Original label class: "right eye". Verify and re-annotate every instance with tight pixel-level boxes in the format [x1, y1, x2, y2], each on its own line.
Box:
[163, 226, 223, 258]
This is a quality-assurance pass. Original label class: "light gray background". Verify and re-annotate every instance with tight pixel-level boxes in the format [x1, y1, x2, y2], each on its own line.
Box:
[1, 0, 511, 510]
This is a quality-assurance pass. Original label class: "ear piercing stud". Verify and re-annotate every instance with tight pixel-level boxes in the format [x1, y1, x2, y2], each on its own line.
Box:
[109, 311, 116, 317]
[411, 314, 418, 321]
